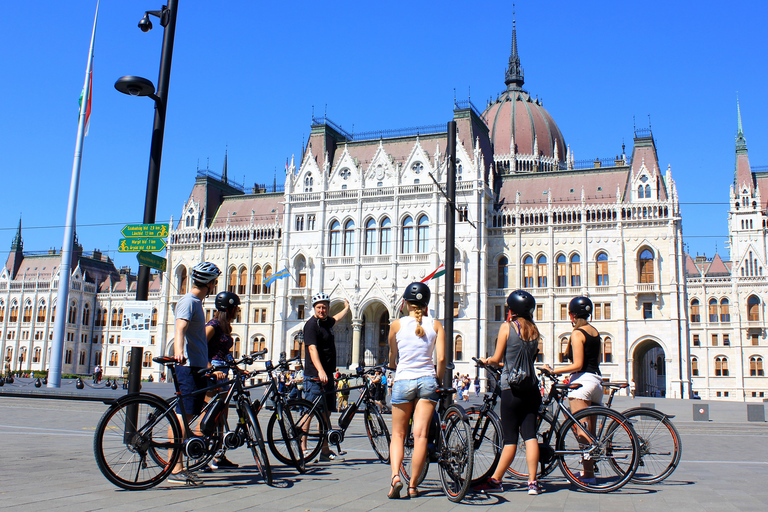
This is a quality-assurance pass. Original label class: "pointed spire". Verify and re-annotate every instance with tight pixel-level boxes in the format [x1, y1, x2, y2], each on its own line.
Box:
[222, 149, 228, 183]
[504, 6, 525, 91]
[736, 96, 747, 154]
[11, 216, 22, 252]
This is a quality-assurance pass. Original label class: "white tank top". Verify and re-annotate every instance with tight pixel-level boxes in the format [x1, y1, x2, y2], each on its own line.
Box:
[395, 314, 437, 381]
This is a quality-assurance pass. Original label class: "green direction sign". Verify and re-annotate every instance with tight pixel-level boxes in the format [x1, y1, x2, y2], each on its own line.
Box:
[118, 237, 167, 253]
[121, 223, 169, 238]
[136, 250, 167, 272]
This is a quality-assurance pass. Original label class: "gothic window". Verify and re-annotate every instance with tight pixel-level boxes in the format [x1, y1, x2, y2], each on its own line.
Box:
[401, 216, 414, 253]
[109, 351, 118, 366]
[537, 255, 547, 287]
[295, 215, 304, 231]
[691, 356, 699, 376]
[456, 159, 463, 180]
[33, 347, 41, 363]
[227, 267, 237, 293]
[708, 298, 718, 323]
[570, 254, 581, 286]
[602, 337, 613, 363]
[498, 257, 509, 289]
[523, 256, 534, 288]
[556, 254, 567, 287]
[750, 356, 764, 376]
[82, 304, 90, 326]
[559, 337, 569, 363]
[455, 335, 463, 360]
[263, 266, 273, 294]
[252, 265, 263, 295]
[143, 351, 152, 367]
[68, 303, 77, 324]
[343, 220, 355, 256]
[238, 266, 247, 295]
[417, 215, 429, 253]
[23, 302, 32, 323]
[748, 295, 761, 321]
[645, 184, 651, 198]
[177, 266, 187, 295]
[412, 162, 423, 174]
[719, 298, 730, 323]
[380, 217, 391, 254]
[37, 301, 47, 323]
[329, 220, 341, 256]
[365, 218, 376, 255]
[10, 301, 18, 323]
[638, 185, 644, 199]
[307, 214, 316, 230]
[340, 168, 351, 180]
[690, 299, 700, 323]
[151, 308, 158, 327]
[0, 301, 4, 322]
[714, 356, 729, 376]
[639, 249, 654, 284]
[304, 173, 313, 192]
[596, 252, 609, 286]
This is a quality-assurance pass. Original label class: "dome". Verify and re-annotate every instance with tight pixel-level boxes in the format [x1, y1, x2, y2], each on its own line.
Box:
[482, 22, 566, 165]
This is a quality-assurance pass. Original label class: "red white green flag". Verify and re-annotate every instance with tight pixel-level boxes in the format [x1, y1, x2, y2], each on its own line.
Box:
[421, 263, 445, 282]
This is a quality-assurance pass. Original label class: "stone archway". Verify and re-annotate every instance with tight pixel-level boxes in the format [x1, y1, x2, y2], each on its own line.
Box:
[360, 301, 390, 367]
[633, 339, 666, 397]
[330, 303, 352, 368]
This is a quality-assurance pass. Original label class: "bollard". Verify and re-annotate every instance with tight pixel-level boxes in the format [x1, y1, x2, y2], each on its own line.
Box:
[111, 381, 118, 390]
[76, 378, 84, 390]
[0, 377, 4, 386]
[35, 378, 42, 388]
[747, 404, 766, 422]
[693, 403, 710, 421]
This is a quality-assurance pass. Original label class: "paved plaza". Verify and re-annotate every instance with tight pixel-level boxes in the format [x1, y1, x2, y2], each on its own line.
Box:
[0, 389, 766, 512]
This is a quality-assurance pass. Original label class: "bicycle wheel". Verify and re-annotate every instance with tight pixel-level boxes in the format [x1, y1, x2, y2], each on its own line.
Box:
[557, 406, 639, 493]
[506, 411, 559, 480]
[267, 399, 320, 471]
[398, 428, 430, 487]
[465, 407, 502, 485]
[364, 405, 390, 463]
[619, 408, 682, 484]
[243, 401, 273, 485]
[94, 394, 182, 490]
[438, 405, 474, 503]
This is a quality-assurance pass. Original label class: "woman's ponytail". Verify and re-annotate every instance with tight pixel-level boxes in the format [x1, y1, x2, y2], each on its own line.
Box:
[409, 303, 426, 337]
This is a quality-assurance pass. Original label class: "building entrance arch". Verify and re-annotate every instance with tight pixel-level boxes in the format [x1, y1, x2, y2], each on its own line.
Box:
[633, 339, 666, 397]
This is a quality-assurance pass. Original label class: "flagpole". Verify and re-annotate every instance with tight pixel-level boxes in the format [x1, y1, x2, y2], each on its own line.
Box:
[48, 1, 99, 388]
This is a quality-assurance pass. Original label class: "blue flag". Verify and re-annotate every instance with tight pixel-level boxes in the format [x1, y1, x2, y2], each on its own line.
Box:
[263, 268, 291, 287]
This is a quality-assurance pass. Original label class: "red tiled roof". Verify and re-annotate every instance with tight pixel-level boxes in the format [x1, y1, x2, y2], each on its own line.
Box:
[705, 253, 730, 276]
[497, 167, 630, 207]
[209, 193, 284, 228]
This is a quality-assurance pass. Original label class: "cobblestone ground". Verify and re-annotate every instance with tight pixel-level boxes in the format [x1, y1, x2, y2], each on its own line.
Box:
[0, 395, 766, 511]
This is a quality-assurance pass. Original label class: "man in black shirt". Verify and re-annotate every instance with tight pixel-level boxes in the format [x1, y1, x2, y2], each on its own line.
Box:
[303, 292, 350, 461]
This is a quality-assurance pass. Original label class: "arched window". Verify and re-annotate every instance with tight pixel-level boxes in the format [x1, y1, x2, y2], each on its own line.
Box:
[19, 347, 27, 364]
[639, 249, 654, 284]
[714, 356, 729, 376]
[151, 308, 158, 327]
[498, 257, 509, 289]
[708, 298, 718, 323]
[238, 266, 247, 295]
[109, 351, 118, 367]
[304, 173, 313, 192]
[638, 185, 644, 199]
[536, 339, 544, 362]
[380, 217, 391, 254]
[401, 216, 414, 253]
[233, 336, 241, 359]
[537, 255, 547, 287]
[291, 333, 305, 358]
[596, 252, 609, 286]
[0, 301, 4, 322]
[51, 304, 56, 322]
[23, 302, 32, 323]
[228, 267, 237, 292]
[750, 356, 764, 376]
[343, 220, 355, 256]
[178, 266, 188, 295]
[252, 265, 263, 295]
[10, 301, 18, 322]
[142, 351, 152, 367]
[603, 337, 613, 363]
[64, 349, 72, 365]
[118, 308, 123, 326]
[263, 266, 273, 294]
[556, 254, 567, 287]
[33, 347, 41, 363]
[455, 335, 463, 361]
[37, 301, 47, 323]
[68, 303, 77, 324]
[364, 218, 376, 255]
[570, 254, 581, 286]
[748, 295, 760, 322]
[691, 357, 699, 376]
[329, 220, 341, 256]
[82, 304, 90, 326]
[719, 298, 730, 322]
[645, 184, 651, 198]
[690, 299, 700, 323]
[253, 335, 267, 354]
[523, 256, 534, 288]
[101, 308, 107, 327]
[417, 215, 429, 253]
[559, 337, 569, 363]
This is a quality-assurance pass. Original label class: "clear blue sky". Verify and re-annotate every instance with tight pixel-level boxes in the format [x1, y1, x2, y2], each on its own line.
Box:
[2, 0, 767, 271]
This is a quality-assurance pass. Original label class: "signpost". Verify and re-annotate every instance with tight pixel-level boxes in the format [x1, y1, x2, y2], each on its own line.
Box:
[121, 223, 169, 238]
[136, 250, 167, 272]
[118, 237, 167, 253]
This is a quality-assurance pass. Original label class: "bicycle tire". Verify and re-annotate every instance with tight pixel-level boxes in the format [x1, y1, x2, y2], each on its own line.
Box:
[398, 428, 429, 487]
[618, 408, 682, 484]
[364, 405, 390, 463]
[267, 399, 320, 470]
[438, 405, 474, 503]
[557, 406, 640, 493]
[465, 406, 502, 485]
[506, 410, 559, 480]
[243, 400, 273, 485]
[94, 393, 182, 490]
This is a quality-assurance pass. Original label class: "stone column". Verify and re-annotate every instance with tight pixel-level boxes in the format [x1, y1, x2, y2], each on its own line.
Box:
[350, 320, 362, 369]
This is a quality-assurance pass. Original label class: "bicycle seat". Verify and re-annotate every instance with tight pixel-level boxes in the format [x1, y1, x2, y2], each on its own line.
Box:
[601, 381, 629, 389]
[553, 382, 583, 391]
[153, 356, 181, 366]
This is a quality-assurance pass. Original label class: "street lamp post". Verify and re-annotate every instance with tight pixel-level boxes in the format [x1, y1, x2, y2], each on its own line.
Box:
[115, 0, 179, 396]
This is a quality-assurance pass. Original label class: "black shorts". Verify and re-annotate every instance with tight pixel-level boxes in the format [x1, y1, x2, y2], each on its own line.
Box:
[175, 365, 208, 415]
[499, 387, 541, 445]
[304, 379, 336, 414]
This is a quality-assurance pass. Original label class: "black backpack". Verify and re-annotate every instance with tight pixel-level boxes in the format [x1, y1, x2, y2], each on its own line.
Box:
[507, 339, 539, 390]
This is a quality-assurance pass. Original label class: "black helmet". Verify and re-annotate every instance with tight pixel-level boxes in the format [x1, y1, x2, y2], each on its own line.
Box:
[506, 290, 535, 320]
[403, 282, 431, 307]
[215, 291, 240, 312]
[569, 296, 593, 318]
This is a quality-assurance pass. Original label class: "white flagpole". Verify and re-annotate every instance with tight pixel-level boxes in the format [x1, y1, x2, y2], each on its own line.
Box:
[48, 1, 99, 388]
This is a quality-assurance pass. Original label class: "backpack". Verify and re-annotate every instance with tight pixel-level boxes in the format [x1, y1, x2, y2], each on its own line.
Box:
[507, 322, 539, 390]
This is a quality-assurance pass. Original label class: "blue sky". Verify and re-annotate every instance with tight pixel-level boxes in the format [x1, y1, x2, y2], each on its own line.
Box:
[2, 0, 767, 271]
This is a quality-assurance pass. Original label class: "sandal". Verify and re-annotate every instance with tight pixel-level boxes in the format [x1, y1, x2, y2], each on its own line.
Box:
[408, 486, 419, 498]
[388, 475, 403, 499]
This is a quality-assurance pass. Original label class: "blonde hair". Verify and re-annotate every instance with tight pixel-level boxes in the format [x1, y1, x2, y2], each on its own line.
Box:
[407, 302, 426, 337]
[572, 317, 589, 330]
[511, 315, 540, 342]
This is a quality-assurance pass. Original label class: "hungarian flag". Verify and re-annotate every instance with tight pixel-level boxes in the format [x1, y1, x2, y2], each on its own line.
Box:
[79, 67, 93, 136]
[421, 263, 445, 282]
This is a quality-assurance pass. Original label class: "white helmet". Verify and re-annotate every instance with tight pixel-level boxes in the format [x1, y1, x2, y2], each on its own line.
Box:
[312, 292, 331, 306]
[190, 262, 221, 284]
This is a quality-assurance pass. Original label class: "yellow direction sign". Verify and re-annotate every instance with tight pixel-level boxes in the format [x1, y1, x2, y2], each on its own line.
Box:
[118, 238, 167, 253]
[121, 223, 169, 238]
[137, 250, 167, 272]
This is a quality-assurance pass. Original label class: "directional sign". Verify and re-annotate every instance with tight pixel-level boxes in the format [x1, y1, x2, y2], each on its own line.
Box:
[121, 223, 169, 238]
[118, 237, 167, 253]
[137, 250, 167, 272]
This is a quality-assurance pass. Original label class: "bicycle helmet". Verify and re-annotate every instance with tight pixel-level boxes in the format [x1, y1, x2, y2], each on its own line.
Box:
[215, 291, 240, 312]
[312, 292, 331, 307]
[190, 261, 221, 284]
[506, 289, 535, 320]
[568, 296, 593, 318]
[403, 282, 431, 307]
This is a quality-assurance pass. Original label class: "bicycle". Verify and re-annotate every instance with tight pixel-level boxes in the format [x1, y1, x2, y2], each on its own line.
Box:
[398, 385, 475, 503]
[603, 382, 683, 484]
[270, 364, 391, 465]
[93, 351, 272, 490]
[504, 367, 641, 493]
[466, 358, 504, 485]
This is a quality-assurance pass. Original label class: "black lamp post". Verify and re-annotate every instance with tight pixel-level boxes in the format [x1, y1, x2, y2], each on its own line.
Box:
[115, 0, 178, 396]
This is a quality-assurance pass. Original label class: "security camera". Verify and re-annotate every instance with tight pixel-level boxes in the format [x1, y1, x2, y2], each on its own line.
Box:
[138, 13, 153, 32]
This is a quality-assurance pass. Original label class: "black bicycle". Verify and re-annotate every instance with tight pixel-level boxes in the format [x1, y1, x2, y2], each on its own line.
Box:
[93, 351, 272, 490]
[269, 364, 391, 465]
[466, 358, 504, 485]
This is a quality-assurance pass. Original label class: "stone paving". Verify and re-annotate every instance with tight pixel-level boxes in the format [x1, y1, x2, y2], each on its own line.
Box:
[0, 390, 766, 511]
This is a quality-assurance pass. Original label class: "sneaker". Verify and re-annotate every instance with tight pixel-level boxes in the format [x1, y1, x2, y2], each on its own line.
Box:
[528, 481, 543, 495]
[472, 477, 503, 493]
[572, 472, 597, 485]
[209, 455, 239, 470]
[319, 451, 341, 462]
[167, 470, 203, 486]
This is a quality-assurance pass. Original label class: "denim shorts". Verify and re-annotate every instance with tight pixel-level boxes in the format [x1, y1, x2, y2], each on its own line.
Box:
[391, 375, 439, 404]
[175, 365, 208, 415]
[304, 379, 336, 414]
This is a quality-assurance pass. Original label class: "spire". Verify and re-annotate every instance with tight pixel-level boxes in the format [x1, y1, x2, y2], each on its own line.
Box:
[504, 6, 524, 91]
[10, 216, 22, 252]
[222, 149, 228, 183]
[734, 97, 753, 191]
[736, 97, 747, 154]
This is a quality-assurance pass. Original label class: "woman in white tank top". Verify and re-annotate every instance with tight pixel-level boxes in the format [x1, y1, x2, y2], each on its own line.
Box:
[386, 282, 445, 499]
